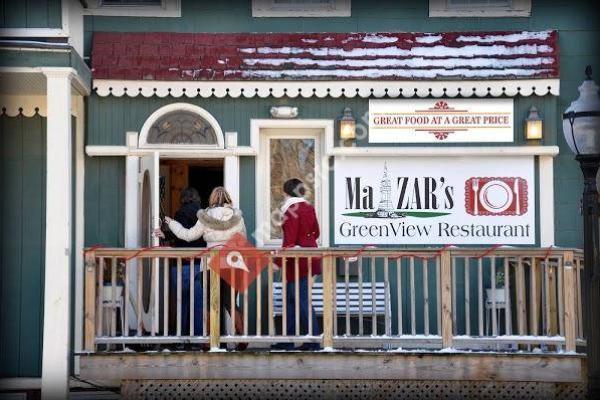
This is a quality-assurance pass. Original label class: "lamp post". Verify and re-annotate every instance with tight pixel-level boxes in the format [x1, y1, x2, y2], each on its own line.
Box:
[562, 66, 600, 398]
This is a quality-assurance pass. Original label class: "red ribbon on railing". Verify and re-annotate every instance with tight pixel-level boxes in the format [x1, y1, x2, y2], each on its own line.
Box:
[190, 244, 224, 259]
[474, 244, 503, 259]
[387, 244, 453, 261]
[83, 244, 105, 256]
[543, 245, 554, 260]
[124, 245, 171, 261]
[347, 244, 378, 259]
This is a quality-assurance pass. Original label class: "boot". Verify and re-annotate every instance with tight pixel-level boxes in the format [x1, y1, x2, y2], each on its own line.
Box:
[233, 308, 248, 351]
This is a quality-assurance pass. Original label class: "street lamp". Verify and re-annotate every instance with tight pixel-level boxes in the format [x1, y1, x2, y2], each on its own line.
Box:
[562, 65, 600, 399]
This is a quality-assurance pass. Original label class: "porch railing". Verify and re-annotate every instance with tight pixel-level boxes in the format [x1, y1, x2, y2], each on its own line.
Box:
[83, 247, 584, 353]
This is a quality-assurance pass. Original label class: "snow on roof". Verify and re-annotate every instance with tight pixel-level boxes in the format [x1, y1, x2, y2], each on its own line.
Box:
[91, 31, 558, 81]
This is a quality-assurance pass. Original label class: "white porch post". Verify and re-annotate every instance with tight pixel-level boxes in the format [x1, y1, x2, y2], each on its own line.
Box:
[41, 68, 73, 400]
[225, 156, 240, 208]
[125, 132, 140, 331]
[539, 155, 555, 247]
[224, 132, 240, 208]
[125, 132, 140, 248]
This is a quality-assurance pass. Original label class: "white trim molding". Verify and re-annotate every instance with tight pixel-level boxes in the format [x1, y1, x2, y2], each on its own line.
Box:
[85, 146, 255, 158]
[1, 95, 47, 117]
[252, 0, 351, 17]
[224, 156, 240, 208]
[40, 67, 91, 96]
[0, 66, 90, 98]
[0, 0, 82, 45]
[252, 119, 333, 247]
[93, 79, 560, 99]
[328, 145, 560, 158]
[251, 118, 335, 156]
[65, 0, 85, 56]
[73, 95, 85, 375]
[0, 28, 67, 37]
[138, 103, 225, 150]
[429, 0, 532, 17]
[41, 67, 73, 400]
[83, 0, 181, 17]
[539, 155, 555, 246]
[0, 95, 84, 118]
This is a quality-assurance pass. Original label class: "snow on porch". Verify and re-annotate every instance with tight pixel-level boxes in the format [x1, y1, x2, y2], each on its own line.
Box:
[91, 31, 559, 81]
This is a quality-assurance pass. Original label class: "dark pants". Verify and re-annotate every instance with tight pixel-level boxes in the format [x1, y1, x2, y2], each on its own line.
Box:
[286, 277, 320, 336]
[169, 262, 203, 336]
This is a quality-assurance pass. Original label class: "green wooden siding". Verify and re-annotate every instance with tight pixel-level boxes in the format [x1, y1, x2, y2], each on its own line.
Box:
[0, 114, 46, 378]
[86, 95, 554, 148]
[86, 94, 553, 248]
[0, 0, 62, 29]
[83, 0, 600, 249]
[84, 156, 125, 247]
[0, 47, 92, 86]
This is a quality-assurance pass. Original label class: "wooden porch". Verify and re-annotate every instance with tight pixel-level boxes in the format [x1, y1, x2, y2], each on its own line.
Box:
[79, 247, 587, 399]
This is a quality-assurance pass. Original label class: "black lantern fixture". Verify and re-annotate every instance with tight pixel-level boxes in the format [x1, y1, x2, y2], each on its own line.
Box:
[339, 107, 356, 141]
[562, 65, 600, 399]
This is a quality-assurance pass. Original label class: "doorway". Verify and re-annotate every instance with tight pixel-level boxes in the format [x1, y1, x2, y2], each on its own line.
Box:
[159, 159, 224, 218]
[157, 158, 224, 334]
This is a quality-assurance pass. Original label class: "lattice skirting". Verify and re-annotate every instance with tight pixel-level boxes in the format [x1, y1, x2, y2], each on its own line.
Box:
[121, 380, 587, 400]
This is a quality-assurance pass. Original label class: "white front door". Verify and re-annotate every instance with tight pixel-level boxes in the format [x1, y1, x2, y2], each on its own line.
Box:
[140, 151, 160, 247]
[127, 151, 160, 332]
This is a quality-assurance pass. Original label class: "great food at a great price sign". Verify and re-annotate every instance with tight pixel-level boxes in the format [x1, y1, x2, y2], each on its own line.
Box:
[334, 156, 535, 245]
[369, 98, 514, 143]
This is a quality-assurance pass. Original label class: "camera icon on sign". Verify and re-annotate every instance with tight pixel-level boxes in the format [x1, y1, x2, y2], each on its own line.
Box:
[465, 177, 527, 216]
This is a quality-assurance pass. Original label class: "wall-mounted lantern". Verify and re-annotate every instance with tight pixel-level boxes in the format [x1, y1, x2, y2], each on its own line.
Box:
[339, 107, 356, 140]
[525, 106, 543, 140]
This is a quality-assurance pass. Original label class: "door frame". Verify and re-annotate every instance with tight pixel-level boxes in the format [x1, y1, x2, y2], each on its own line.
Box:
[123, 142, 240, 332]
[251, 119, 333, 247]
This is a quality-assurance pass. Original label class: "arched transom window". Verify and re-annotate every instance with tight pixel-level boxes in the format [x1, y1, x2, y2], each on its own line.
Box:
[139, 103, 225, 149]
[147, 110, 218, 145]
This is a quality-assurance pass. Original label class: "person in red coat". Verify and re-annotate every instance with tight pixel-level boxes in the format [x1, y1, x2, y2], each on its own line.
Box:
[273, 178, 321, 351]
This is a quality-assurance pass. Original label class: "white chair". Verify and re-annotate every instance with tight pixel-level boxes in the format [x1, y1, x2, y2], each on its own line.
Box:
[101, 285, 126, 337]
[485, 287, 507, 336]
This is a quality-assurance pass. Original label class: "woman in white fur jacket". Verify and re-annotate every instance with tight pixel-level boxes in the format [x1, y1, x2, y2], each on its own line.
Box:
[164, 187, 246, 248]
[159, 186, 247, 347]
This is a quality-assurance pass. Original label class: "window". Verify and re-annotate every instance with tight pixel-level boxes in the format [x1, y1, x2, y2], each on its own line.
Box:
[429, 0, 531, 17]
[146, 111, 218, 146]
[139, 103, 225, 150]
[252, 0, 351, 17]
[84, 0, 181, 17]
[269, 138, 316, 239]
[101, 0, 162, 5]
[448, 0, 510, 7]
[254, 123, 330, 247]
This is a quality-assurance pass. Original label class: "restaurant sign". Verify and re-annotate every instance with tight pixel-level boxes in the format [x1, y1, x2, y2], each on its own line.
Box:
[334, 156, 535, 245]
[368, 98, 514, 143]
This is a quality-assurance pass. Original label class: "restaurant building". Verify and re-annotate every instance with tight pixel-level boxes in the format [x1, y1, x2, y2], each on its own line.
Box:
[1, 0, 598, 398]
